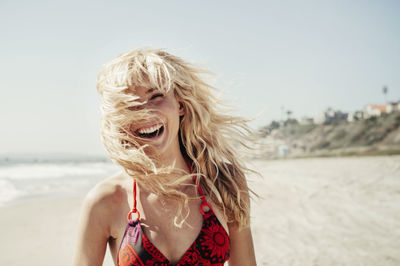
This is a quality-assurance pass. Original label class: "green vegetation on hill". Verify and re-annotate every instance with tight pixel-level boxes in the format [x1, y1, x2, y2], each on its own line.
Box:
[258, 111, 400, 158]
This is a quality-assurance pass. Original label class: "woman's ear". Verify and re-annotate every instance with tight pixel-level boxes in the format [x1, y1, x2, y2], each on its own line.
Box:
[178, 102, 185, 116]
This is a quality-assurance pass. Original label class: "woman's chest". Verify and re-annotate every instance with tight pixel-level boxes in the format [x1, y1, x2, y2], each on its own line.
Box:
[109, 195, 205, 264]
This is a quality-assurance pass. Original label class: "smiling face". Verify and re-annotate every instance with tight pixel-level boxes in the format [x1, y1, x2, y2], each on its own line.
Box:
[128, 86, 184, 160]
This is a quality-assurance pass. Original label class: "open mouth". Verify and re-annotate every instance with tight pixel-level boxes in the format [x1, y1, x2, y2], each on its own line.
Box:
[136, 123, 164, 139]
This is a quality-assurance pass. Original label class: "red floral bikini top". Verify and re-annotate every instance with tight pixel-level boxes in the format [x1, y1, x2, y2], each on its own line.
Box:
[117, 177, 230, 265]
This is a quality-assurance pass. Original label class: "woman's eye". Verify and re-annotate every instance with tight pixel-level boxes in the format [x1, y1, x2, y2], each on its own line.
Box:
[150, 93, 164, 100]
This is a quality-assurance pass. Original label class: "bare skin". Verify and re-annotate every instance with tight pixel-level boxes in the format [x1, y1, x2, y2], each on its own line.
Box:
[73, 86, 257, 265]
[73, 171, 256, 265]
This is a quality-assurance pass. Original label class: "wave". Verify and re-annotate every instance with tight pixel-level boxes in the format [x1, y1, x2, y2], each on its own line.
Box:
[0, 162, 118, 180]
[0, 161, 119, 206]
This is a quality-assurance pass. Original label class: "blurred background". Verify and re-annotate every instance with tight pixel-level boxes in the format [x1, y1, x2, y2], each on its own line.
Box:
[1, 0, 399, 156]
[0, 1, 399, 265]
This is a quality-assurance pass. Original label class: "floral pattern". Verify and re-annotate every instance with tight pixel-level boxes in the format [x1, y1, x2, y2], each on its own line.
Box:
[118, 209, 230, 266]
[118, 244, 143, 266]
[196, 213, 230, 264]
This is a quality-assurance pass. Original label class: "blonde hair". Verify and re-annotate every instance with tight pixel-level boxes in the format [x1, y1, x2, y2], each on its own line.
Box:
[96, 48, 254, 228]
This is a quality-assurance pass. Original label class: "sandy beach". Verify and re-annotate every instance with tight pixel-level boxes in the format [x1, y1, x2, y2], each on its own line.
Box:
[1, 156, 399, 265]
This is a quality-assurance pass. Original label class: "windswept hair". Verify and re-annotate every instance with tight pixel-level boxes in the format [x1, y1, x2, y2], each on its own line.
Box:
[96, 48, 254, 228]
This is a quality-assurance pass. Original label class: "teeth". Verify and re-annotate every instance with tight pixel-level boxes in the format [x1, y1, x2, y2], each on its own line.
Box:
[137, 124, 163, 134]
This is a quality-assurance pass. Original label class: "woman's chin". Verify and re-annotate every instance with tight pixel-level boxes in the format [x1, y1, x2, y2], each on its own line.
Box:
[140, 130, 168, 155]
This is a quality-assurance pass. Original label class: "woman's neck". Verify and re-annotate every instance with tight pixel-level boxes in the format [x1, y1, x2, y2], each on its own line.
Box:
[157, 149, 190, 175]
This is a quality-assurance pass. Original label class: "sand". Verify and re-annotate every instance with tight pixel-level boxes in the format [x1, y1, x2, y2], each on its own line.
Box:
[1, 156, 399, 265]
[0, 195, 114, 266]
[250, 156, 400, 266]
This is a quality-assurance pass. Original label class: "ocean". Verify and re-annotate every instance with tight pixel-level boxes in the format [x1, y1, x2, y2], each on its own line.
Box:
[0, 155, 119, 206]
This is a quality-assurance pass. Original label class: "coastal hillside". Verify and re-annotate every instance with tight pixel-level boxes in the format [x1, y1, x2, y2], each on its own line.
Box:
[256, 110, 400, 158]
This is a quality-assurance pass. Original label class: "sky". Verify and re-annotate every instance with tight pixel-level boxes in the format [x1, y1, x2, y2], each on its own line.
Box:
[0, 0, 399, 155]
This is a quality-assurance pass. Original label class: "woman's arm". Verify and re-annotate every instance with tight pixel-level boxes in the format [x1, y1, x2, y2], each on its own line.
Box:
[73, 186, 112, 266]
[227, 175, 257, 266]
[228, 223, 257, 266]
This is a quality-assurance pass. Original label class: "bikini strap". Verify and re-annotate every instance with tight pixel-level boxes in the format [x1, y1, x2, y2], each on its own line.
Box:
[127, 159, 212, 220]
[196, 179, 213, 215]
[127, 178, 141, 221]
[185, 158, 213, 215]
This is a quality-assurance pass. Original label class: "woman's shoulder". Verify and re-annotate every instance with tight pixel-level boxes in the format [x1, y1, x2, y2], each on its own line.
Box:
[81, 171, 130, 220]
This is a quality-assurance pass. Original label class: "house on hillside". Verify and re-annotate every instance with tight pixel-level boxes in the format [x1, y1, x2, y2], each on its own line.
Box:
[364, 104, 393, 118]
[389, 101, 400, 111]
[314, 108, 348, 124]
[347, 110, 364, 122]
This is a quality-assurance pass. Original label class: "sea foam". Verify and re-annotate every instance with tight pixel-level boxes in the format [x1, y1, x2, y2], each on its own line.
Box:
[0, 160, 119, 206]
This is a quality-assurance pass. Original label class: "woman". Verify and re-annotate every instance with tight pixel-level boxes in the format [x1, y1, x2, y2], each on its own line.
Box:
[73, 48, 257, 265]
